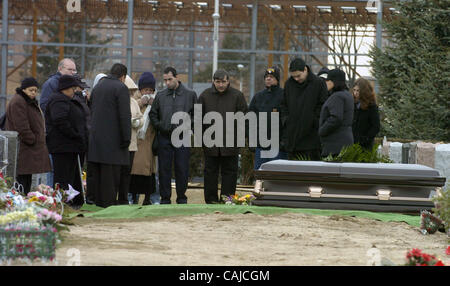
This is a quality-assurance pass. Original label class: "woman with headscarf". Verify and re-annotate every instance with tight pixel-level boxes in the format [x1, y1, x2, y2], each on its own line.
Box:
[319, 69, 354, 157]
[129, 72, 158, 205]
[5, 77, 52, 194]
[351, 78, 380, 150]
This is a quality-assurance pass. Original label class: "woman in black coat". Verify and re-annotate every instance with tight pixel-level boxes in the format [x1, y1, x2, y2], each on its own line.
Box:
[45, 75, 87, 208]
[319, 69, 354, 157]
[352, 78, 380, 150]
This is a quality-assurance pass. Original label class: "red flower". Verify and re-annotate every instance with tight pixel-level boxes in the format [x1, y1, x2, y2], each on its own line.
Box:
[446, 246, 450, 256]
[434, 261, 445, 266]
[422, 254, 431, 262]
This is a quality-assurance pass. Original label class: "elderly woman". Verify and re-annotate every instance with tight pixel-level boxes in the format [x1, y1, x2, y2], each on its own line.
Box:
[5, 77, 51, 194]
[352, 78, 380, 150]
[319, 69, 354, 157]
[129, 72, 158, 205]
[45, 75, 87, 208]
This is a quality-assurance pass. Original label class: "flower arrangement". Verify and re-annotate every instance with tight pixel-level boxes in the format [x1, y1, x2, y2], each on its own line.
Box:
[0, 208, 38, 226]
[36, 208, 62, 226]
[222, 194, 256, 206]
[420, 210, 444, 235]
[405, 248, 446, 266]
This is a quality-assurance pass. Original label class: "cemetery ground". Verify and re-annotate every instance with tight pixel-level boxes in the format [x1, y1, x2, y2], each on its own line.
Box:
[48, 187, 448, 266]
[9, 187, 449, 266]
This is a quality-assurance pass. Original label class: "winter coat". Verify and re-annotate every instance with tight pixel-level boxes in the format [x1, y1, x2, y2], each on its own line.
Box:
[87, 75, 131, 165]
[319, 89, 354, 157]
[40, 72, 61, 114]
[352, 103, 380, 149]
[280, 66, 328, 153]
[73, 93, 92, 134]
[131, 93, 156, 176]
[5, 89, 51, 175]
[248, 85, 284, 150]
[129, 97, 143, 152]
[45, 91, 88, 154]
[197, 84, 249, 157]
[149, 82, 197, 137]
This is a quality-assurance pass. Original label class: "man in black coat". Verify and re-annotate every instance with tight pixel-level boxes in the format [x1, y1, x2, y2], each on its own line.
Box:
[87, 63, 131, 208]
[197, 70, 248, 204]
[249, 67, 287, 170]
[45, 75, 87, 208]
[280, 58, 328, 161]
[149, 67, 197, 204]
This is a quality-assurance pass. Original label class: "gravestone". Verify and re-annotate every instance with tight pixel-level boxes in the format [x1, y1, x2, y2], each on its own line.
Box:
[388, 142, 403, 163]
[0, 131, 19, 180]
[435, 144, 450, 190]
[416, 142, 436, 168]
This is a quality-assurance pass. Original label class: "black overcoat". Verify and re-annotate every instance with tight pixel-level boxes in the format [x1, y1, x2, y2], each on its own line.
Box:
[352, 103, 380, 149]
[45, 92, 88, 154]
[280, 67, 328, 153]
[318, 90, 354, 157]
[87, 75, 131, 165]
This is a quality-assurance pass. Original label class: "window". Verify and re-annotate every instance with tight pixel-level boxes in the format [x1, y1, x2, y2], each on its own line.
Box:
[113, 33, 122, 39]
[138, 35, 143, 40]
[24, 28, 29, 35]
[9, 28, 15, 34]
[8, 60, 14, 67]
[112, 50, 122, 55]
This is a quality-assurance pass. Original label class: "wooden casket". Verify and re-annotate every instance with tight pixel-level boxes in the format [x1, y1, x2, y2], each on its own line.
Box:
[253, 160, 446, 213]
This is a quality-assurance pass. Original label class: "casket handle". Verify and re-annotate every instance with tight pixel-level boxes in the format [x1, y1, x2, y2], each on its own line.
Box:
[376, 189, 392, 201]
[308, 186, 323, 198]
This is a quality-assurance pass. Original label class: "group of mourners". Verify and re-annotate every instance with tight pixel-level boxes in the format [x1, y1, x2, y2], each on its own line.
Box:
[3, 56, 380, 209]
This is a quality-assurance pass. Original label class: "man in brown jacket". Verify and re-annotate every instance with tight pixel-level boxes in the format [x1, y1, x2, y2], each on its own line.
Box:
[197, 70, 248, 204]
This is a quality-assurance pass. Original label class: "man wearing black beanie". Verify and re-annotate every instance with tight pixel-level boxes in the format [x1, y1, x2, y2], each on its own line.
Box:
[280, 58, 328, 160]
[249, 66, 287, 170]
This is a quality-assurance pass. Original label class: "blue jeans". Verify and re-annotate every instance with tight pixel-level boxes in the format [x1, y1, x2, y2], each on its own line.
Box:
[46, 154, 54, 188]
[150, 173, 160, 204]
[254, 148, 288, 170]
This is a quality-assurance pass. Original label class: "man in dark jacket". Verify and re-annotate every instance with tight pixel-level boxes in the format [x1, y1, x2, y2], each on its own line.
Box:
[249, 67, 287, 170]
[280, 58, 328, 161]
[87, 63, 131, 208]
[197, 70, 248, 204]
[45, 75, 87, 208]
[149, 67, 197, 204]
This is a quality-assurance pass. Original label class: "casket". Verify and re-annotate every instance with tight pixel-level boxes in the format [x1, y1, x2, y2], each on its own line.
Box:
[253, 160, 446, 213]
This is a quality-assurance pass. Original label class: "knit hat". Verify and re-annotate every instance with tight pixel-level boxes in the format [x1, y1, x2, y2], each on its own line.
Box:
[264, 67, 280, 82]
[326, 69, 346, 82]
[138, 72, 156, 91]
[58, 75, 82, 91]
[124, 75, 138, 90]
[317, 67, 329, 79]
[20, 77, 39, 90]
[93, 73, 107, 88]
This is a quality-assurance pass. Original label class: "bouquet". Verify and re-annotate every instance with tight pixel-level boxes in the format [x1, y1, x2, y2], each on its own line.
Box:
[222, 194, 256, 206]
[405, 248, 445, 266]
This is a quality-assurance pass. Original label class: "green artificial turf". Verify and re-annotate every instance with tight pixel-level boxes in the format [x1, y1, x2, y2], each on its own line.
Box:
[72, 203, 421, 227]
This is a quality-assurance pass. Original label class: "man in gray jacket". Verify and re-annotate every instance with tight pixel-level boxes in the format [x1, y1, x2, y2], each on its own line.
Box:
[149, 67, 197, 204]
